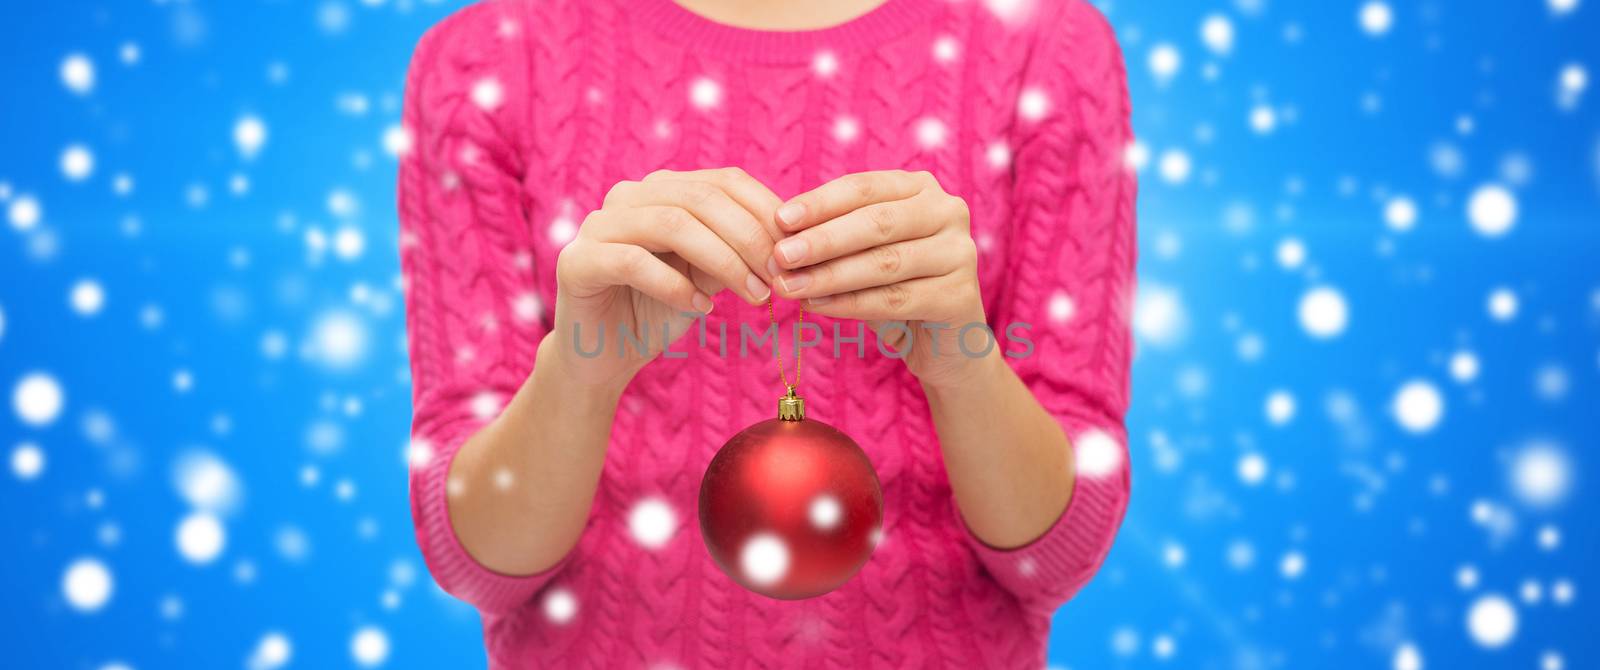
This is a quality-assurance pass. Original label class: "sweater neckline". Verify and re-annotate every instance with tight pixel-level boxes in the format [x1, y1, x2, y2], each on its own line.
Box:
[623, 0, 939, 64]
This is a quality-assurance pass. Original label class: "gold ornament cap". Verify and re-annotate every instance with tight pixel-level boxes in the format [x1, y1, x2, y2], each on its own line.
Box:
[777, 386, 806, 421]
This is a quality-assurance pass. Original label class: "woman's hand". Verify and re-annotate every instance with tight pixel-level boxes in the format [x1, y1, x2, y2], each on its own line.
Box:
[551, 168, 782, 391]
[769, 170, 992, 390]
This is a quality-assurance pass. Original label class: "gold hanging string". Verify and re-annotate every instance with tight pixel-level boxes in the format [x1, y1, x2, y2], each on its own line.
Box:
[769, 297, 806, 421]
[767, 296, 802, 391]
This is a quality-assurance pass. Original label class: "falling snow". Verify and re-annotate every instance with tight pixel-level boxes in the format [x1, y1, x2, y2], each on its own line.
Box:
[2, 2, 1592, 668]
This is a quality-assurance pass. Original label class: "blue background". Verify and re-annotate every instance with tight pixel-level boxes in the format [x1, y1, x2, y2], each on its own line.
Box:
[0, 1, 1595, 668]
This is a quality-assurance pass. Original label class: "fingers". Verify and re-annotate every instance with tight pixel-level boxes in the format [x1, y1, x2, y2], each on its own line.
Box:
[772, 193, 945, 271]
[774, 170, 932, 232]
[649, 179, 781, 284]
[559, 241, 713, 314]
[612, 169, 783, 283]
[774, 235, 966, 300]
[587, 207, 770, 304]
[799, 276, 950, 321]
[670, 167, 786, 243]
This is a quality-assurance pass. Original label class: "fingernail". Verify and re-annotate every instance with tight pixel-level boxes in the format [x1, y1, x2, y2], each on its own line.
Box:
[807, 295, 832, 306]
[745, 274, 770, 301]
[776, 202, 806, 228]
[766, 256, 780, 279]
[692, 293, 714, 314]
[779, 272, 810, 293]
[776, 237, 809, 265]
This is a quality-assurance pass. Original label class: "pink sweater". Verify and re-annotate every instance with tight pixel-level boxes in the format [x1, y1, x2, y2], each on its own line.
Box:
[399, 0, 1135, 667]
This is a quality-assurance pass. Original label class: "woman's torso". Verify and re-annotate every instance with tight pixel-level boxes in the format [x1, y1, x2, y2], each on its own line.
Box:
[457, 0, 1065, 666]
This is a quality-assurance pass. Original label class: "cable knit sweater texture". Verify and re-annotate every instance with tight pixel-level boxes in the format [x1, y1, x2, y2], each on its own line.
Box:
[399, 0, 1135, 667]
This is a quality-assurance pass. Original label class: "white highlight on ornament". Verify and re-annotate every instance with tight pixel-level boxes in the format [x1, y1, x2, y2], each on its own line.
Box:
[1392, 380, 1444, 434]
[914, 117, 948, 148]
[70, 279, 105, 316]
[1148, 43, 1181, 84]
[350, 626, 390, 666]
[1074, 430, 1123, 478]
[628, 497, 677, 549]
[176, 512, 226, 564]
[1467, 184, 1517, 238]
[1200, 14, 1234, 55]
[61, 144, 95, 181]
[1392, 642, 1423, 670]
[689, 77, 722, 110]
[247, 631, 293, 670]
[173, 450, 242, 513]
[1449, 351, 1480, 383]
[12, 443, 45, 481]
[1237, 453, 1268, 486]
[62, 558, 113, 612]
[1510, 442, 1572, 508]
[1265, 390, 1296, 426]
[61, 53, 95, 94]
[740, 532, 791, 586]
[14, 372, 65, 427]
[1298, 286, 1349, 339]
[472, 78, 504, 110]
[1466, 594, 1517, 648]
[234, 115, 267, 159]
[808, 494, 843, 530]
[1360, 2, 1394, 36]
[543, 587, 578, 624]
[1385, 196, 1418, 231]
[1486, 287, 1518, 322]
[1017, 87, 1049, 121]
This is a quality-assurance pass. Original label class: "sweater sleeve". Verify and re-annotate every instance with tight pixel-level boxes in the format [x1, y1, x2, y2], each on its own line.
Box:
[954, 0, 1136, 615]
[399, 1, 569, 616]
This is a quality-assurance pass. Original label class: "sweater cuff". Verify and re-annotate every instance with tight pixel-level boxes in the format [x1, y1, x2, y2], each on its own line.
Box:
[412, 421, 572, 616]
[955, 469, 1128, 608]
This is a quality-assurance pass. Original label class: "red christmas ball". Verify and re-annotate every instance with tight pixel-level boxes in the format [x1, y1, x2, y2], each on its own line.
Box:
[699, 415, 883, 600]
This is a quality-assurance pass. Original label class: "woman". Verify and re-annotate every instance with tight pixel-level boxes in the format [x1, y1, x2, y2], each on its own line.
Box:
[399, 0, 1134, 666]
